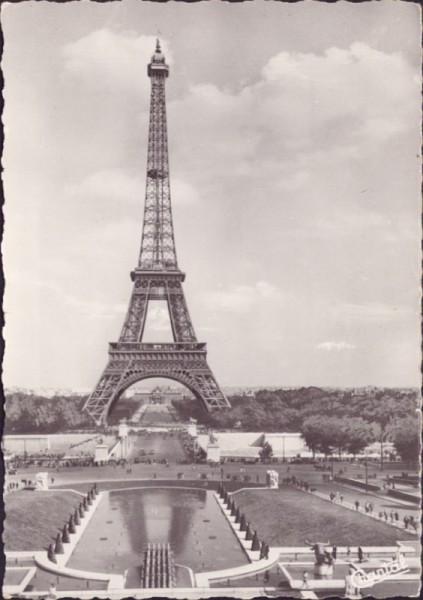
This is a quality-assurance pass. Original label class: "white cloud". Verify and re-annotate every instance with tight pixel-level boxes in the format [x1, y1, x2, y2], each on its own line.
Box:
[317, 341, 356, 351]
[171, 179, 200, 205]
[146, 306, 172, 333]
[63, 295, 127, 320]
[65, 167, 142, 205]
[170, 42, 418, 187]
[202, 280, 280, 313]
[260, 42, 418, 148]
[62, 30, 172, 96]
[333, 303, 414, 321]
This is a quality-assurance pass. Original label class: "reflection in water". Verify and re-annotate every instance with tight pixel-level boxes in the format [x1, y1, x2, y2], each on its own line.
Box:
[116, 488, 205, 556]
[68, 487, 247, 585]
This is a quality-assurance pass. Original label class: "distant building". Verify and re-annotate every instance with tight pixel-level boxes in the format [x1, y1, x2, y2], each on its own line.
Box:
[3, 435, 51, 454]
[195, 431, 307, 462]
[132, 386, 193, 405]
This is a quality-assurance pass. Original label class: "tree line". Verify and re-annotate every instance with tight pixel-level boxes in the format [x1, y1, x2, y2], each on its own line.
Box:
[4, 393, 92, 433]
[173, 387, 420, 463]
[3, 387, 420, 463]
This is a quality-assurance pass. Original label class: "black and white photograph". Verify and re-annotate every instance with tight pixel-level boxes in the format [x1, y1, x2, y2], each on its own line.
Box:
[2, 1, 421, 598]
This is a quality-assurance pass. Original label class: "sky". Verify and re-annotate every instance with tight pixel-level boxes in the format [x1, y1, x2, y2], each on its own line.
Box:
[2, 0, 421, 390]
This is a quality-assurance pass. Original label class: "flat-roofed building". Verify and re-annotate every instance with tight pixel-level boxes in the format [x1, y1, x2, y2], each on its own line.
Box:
[2, 435, 50, 454]
[196, 431, 307, 462]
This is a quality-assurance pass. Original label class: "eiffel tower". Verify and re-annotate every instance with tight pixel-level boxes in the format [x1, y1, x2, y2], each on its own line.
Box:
[83, 41, 231, 424]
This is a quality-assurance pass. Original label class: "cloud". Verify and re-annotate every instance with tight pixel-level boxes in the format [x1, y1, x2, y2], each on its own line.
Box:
[3, 20, 420, 389]
[145, 306, 172, 333]
[63, 295, 127, 320]
[62, 30, 172, 96]
[317, 341, 356, 351]
[168, 42, 418, 193]
[202, 280, 280, 313]
[261, 43, 417, 147]
[65, 167, 142, 205]
[333, 303, 413, 322]
[171, 179, 200, 205]
[15, 279, 128, 320]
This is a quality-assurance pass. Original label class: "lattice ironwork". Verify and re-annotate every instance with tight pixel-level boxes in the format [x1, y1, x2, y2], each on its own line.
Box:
[139, 41, 176, 271]
[84, 41, 230, 424]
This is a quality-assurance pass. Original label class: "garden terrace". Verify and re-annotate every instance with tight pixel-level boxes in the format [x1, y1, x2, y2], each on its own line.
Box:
[4, 490, 82, 551]
[233, 488, 415, 546]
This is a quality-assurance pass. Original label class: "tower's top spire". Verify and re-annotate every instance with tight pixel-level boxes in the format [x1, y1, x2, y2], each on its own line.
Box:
[148, 38, 169, 77]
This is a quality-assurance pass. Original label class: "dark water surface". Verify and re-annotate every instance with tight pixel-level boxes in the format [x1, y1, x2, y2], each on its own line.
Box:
[68, 488, 247, 586]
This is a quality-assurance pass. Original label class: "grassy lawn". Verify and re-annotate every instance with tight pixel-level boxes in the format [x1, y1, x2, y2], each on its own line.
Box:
[4, 490, 81, 551]
[140, 406, 175, 425]
[234, 488, 414, 546]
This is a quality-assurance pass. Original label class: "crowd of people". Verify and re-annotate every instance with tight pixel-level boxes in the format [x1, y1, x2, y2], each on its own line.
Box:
[403, 515, 418, 531]
[282, 475, 316, 493]
[5, 480, 22, 493]
[177, 430, 203, 462]
[8, 452, 64, 468]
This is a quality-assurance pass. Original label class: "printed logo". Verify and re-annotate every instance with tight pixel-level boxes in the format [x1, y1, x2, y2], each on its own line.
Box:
[350, 555, 410, 589]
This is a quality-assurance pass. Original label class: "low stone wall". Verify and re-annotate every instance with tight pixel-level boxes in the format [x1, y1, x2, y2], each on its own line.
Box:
[54, 479, 265, 494]
[333, 475, 380, 492]
[390, 475, 419, 487]
[387, 488, 420, 505]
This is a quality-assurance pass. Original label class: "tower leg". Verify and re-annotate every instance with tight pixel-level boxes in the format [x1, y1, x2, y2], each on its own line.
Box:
[83, 351, 230, 424]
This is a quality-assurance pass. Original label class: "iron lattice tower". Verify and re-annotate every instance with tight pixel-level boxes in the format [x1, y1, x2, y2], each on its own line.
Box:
[83, 41, 231, 424]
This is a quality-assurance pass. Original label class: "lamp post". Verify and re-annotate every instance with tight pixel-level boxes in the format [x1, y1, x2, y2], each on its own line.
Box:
[365, 454, 369, 494]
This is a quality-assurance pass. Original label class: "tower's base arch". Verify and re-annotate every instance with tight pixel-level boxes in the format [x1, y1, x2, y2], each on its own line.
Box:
[83, 343, 230, 425]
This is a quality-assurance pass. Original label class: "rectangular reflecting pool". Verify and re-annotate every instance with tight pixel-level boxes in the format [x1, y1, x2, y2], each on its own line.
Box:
[68, 488, 248, 587]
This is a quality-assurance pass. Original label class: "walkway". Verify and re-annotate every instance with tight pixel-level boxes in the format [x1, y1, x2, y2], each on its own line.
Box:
[287, 483, 419, 535]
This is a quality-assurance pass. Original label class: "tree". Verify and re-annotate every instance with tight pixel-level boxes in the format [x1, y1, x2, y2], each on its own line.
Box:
[300, 415, 338, 456]
[362, 396, 408, 471]
[342, 418, 374, 458]
[259, 442, 273, 462]
[392, 416, 421, 463]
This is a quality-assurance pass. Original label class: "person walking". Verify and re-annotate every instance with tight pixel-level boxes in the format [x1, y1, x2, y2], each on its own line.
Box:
[332, 545, 337, 560]
[346, 546, 351, 560]
[355, 500, 359, 511]
[301, 571, 309, 589]
[340, 494, 344, 504]
[357, 546, 364, 563]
